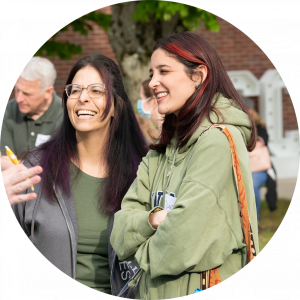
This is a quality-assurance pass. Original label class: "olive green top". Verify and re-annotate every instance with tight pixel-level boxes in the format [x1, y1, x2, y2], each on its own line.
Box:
[0, 91, 63, 158]
[70, 162, 111, 294]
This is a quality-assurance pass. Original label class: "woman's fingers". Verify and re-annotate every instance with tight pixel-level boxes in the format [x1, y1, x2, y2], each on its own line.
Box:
[2, 165, 43, 206]
[9, 175, 41, 195]
[2, 164, 25, 177]
[9, 192, 38, 206]
[149, 210, 169, 229]
[8, 165, 43, 186]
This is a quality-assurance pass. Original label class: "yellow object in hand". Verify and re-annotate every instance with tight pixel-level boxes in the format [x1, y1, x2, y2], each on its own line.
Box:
[5, 146, 34, 191]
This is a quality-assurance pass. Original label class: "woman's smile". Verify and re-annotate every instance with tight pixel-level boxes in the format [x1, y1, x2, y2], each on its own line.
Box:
[155, 91, 169, 102]
[76, 109, 97, 119]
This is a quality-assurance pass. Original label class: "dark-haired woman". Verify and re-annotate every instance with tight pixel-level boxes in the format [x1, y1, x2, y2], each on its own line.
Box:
[111, 32, 259, 299]
[13, 55, 147, 296]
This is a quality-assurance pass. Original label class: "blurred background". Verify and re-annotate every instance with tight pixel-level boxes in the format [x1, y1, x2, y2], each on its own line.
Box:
[7, 1, 299, 249]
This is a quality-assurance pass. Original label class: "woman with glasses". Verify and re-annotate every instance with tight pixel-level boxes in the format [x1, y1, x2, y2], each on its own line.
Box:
[13, 55, 147, 296]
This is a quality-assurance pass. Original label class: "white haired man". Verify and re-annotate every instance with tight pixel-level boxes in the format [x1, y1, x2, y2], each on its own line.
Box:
[1, 57, 63, 170]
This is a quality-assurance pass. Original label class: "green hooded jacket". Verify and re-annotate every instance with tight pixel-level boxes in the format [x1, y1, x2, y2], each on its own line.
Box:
[111, 95, 259, 299]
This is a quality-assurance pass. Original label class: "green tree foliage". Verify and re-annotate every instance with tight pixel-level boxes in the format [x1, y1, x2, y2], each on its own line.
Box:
[35, 1, 219, 60]
[35, 11, 111, 59]
[132, 1, 219, 31]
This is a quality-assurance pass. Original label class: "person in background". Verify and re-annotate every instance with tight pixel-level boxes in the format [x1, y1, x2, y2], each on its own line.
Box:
[1, 57, 63, 171]
[137, 78, 163, 129]
[135, 114, 159, 145]
[243, 97, 277, 222]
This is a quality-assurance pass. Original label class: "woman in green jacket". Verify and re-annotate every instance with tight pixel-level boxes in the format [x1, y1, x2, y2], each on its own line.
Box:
[111, 32, 259, 299]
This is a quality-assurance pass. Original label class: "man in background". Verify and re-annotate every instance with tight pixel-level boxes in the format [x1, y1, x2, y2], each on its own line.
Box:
[1, 57, 63, 170]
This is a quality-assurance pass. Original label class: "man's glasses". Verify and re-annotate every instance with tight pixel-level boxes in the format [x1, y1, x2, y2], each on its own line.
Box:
[65, 83, 106, 99]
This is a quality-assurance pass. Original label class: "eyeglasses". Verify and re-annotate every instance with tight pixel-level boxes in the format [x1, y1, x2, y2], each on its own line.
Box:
[65, 83, 106, 99]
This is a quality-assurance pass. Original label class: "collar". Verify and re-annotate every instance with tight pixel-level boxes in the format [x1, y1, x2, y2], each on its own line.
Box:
[25, 91, 60, 124]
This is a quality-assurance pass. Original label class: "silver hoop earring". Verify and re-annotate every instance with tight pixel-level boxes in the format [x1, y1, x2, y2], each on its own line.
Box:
[195, 82, 200, 89]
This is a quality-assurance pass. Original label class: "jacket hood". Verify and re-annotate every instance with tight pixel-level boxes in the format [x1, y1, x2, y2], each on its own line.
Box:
[166, 94, 252, 160]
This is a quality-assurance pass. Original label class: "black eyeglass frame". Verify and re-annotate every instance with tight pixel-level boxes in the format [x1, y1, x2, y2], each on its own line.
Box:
[65, 83, 106, 99]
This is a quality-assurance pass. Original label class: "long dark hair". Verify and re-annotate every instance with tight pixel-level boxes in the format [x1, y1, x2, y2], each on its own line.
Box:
[149, 32, 256, 152]
[30, 55, 147, 215]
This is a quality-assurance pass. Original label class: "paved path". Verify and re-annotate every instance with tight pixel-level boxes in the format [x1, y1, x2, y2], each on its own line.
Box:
[261, 177, 298, 200]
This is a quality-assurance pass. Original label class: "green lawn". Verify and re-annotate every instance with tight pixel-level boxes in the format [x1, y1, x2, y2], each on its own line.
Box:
[258, 199, 291, 250]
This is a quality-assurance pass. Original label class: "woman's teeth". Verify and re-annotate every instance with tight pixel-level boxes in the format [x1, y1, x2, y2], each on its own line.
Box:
[157, 92, 168, 99]
[77, 110, 96, 116]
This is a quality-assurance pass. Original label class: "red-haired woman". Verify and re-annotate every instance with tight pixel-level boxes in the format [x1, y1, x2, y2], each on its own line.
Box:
[111, 32, 259, 299]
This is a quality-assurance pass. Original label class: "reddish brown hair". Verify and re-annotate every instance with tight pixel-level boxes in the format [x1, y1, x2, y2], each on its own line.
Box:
[149, 32, 256, 152]
[142, 78, 152, 98]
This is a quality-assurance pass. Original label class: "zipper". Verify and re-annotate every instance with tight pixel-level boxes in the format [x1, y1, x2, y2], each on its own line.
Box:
[108, 215, 118, 292]
[53, 184, 77, 279]
[145, 274, 148, 300]
[30, 187, 42, 244]
[110, 252, 117, 286]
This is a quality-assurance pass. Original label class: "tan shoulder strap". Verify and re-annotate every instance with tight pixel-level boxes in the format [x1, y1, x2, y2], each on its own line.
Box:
[199, 124, 257, 290]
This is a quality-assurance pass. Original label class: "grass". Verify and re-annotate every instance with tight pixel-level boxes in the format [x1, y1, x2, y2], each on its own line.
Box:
[258, 198, 291, 250]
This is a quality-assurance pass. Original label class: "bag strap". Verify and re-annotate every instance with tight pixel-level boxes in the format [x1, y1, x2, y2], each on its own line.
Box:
[199, 124, 257, 289]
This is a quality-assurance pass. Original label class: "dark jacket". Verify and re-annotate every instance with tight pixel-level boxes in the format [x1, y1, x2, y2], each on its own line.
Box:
[12, 152, 139, 297]
[256, 124, 277, 211]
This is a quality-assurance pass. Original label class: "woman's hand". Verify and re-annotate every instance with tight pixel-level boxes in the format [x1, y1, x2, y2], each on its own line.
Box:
[149, 209, 169, 229]
[1, 153, 14, 171]
[2, 164, 43, 206]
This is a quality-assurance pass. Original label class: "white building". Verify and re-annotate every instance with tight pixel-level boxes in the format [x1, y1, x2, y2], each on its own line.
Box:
[228, 70, 300, 179]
